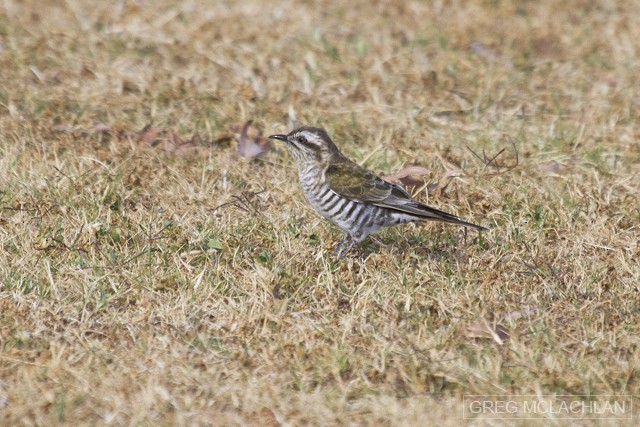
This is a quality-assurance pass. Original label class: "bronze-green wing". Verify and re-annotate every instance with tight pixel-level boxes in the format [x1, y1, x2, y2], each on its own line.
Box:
[325, 161, 486, 230]
[324, 161, 408, 201]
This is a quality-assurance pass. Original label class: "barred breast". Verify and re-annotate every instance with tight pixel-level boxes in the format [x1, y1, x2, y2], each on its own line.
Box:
[298, 167, 418, 242]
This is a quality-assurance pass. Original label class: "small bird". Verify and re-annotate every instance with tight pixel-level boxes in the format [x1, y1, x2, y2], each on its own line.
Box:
[269, 126, 487, 257]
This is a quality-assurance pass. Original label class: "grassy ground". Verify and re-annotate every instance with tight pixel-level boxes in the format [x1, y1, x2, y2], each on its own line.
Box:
[1, 0, 639, 425]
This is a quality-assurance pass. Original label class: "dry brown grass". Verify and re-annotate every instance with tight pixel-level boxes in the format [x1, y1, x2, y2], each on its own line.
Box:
[1, 0, 639, 425]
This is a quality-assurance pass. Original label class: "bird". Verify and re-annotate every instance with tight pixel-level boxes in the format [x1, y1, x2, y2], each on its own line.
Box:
[269, 126, 487, 258]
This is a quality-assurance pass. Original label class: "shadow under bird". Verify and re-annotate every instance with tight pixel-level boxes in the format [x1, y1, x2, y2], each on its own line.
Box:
[269, 126, 487, 257]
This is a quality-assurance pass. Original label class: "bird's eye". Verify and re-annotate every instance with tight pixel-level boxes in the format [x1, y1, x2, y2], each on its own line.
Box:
[297, 135, 307, 144]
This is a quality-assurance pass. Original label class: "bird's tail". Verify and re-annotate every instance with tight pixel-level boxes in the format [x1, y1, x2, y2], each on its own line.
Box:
[392, 201, 487, 231]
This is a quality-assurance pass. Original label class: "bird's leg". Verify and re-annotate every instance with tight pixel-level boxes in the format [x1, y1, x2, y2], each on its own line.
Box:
[369, 235, 388, 248]
[334, 235, 355, 259]
[341, 239, 356, 258]
[334, 235, 350, 257]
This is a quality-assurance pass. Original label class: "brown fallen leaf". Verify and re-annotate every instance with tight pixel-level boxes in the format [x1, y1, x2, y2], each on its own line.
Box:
[501, 308, 539, 322]
[139, 125, 163, 146]
[540, 160, 568, 176]
[118, 129, 140, 140]
[531, 36, 565, 59]
[257, 407, 280, 427]
[469, 41, 501, 62]
[236, 120, 271, 158]
[173, 134, 210, 156]
[463, 319, 509, 345]
[212, 134, 235, 146]
[426, 169, 462, 192]
[160, 132, 209, 156]
[427, 109, 472, 126]
[133, 125, 210, 155]
[163, 132, 185, 152]
[53, 124, 76, 134]
[382, 166, 431, 188]
[29, 65, 46, 83]
[54, 121, 111, 136]
[87, 121, 111, 134]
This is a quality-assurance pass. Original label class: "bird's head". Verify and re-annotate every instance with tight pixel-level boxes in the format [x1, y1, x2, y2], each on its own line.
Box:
[269, 126, 340, 167]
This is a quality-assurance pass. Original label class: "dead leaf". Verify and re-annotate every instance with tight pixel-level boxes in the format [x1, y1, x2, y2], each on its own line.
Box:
[80, 65, 97, 80]
[54, 121, 111, 136]
[501, 308, 539, 322]
[174, 135, 210, 156]
[122, 79, 139, 93]
[88, 121, 111, 134]
[133, 125, 210, 155]
[428, 109, 472, 126]
[118, 129, 140, 140]
[463, 319, 509, 345]
[53, 124, 76, 134]
[236, 120, 271, 158]
[272, 282, 282, 300]
[540, 160, 568, 175]
[426, 169, 462, 192]
[163, 132, 185, 152]
[161, 132, 209, 155]
[29, 65, 46, 83]
[532, 36, 565, 59]
[139, 125, 163, 146]
[257, 407, 280, 427]
[382, 166, 431, 188]
[213, 135, 235, 146]
[470, 41, 500, 62]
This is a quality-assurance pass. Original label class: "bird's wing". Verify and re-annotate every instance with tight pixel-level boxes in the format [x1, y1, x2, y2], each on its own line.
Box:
[325, 161, 486, 230]
[325, 161, 409, 202]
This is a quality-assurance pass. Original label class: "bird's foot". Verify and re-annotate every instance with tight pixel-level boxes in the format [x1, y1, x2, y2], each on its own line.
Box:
[334, 236, 356, 259]
[368, 235, 388, 248]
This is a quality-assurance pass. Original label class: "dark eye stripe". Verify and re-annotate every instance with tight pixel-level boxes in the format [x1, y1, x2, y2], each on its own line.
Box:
[293, 134, 322, 151]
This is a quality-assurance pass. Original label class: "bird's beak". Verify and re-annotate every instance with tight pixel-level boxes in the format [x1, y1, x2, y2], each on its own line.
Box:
[268, 134, 288, 142]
